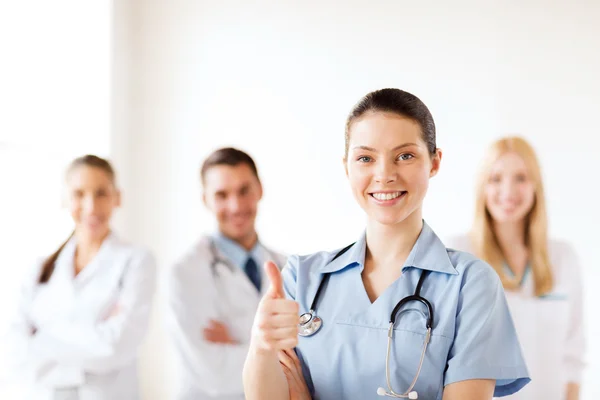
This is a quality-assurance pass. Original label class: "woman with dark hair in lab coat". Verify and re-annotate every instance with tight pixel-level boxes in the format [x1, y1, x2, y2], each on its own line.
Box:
[4, 155, 156, 400]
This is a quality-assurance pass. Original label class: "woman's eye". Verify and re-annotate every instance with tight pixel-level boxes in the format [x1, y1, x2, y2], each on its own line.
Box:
[515, 174, 528, 183]
[357, 156, 372, 163]
[398, 153, 414, 161]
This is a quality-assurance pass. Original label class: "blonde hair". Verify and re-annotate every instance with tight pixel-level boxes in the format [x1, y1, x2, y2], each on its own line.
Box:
[470, 136, 553, 296]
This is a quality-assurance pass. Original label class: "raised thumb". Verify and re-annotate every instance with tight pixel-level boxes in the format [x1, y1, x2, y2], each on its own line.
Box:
[264, 260, 284, 298]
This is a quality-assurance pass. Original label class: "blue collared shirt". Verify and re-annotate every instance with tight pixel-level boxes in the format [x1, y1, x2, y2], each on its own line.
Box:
[212, 231, 268, 275]
[282, 221, 530, 399]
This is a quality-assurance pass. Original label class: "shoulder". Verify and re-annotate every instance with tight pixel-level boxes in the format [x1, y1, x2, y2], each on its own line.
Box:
[443, 233, 474, 254]
[166, 236, 211, 279]
[282, 245, 351, 282]
[110, 232, 153, 258]
[446, 246, 502, 290]
[286, 247, 345, 271]
[281, 245, 350, 301]
[548, 238, 579, 264]
[21, 256, 46, 288]
[131, 247, 156, 275]
[547, 238, 583, 285]
[261, 243, 288, 267]
[441, 233, 498, 285]
[107, 240, 157, 292]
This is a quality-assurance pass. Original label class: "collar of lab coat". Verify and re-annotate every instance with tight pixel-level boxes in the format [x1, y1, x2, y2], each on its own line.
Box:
[53, 231, 119, 286]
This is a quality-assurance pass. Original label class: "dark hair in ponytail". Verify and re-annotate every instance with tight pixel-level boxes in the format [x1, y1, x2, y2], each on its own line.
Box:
[38, 232, 74, 283]
[38, 155, 116, 284]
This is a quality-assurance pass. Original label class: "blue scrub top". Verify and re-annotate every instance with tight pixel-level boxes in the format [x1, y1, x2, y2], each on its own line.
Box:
[282, 221, 530, 400]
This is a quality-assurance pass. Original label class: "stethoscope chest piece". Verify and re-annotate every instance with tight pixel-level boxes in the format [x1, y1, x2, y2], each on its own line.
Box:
[298, 310, 322, 337]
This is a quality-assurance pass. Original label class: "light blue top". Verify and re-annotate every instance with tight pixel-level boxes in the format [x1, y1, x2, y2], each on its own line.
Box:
[282, 221, 530, 399]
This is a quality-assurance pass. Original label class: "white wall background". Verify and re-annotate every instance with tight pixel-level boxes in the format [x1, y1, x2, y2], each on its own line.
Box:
[114, 1, 600, 399]
[1, 1, 597, 399]
[0, 1, 111, 397]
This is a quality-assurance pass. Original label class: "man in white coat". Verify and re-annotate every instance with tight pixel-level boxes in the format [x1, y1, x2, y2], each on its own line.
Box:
[164, 147, 287, 400]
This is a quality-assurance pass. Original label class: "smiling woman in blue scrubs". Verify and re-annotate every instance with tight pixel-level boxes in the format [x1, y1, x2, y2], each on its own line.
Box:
[243, 88, 530, 400]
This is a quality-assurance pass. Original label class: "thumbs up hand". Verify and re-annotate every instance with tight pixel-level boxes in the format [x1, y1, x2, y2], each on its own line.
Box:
[250, 261, 300, 353]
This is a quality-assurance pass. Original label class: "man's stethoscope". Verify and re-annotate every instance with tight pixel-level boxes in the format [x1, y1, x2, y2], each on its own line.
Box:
[209, 239, 236, 275]
[208, 238, 278, 278]
[297, 243, 433, 400]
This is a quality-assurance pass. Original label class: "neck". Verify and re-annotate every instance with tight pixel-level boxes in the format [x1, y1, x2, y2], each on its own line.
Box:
[491, 220, 529, 278]
[365, 210, 423, 270]
[492, 220, 527, 252]
[228, 230, 258, 251]
[74, 230, 109, 273]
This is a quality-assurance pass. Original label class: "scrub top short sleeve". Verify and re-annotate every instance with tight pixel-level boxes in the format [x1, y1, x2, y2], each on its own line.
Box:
[443, 257, 530, 396]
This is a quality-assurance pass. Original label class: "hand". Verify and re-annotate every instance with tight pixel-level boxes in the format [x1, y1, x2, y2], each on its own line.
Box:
[203, 319, 238, 344]
[279, 348, 311, 400]
[250, 261, 300, 353]
[102, 302, 122, 321]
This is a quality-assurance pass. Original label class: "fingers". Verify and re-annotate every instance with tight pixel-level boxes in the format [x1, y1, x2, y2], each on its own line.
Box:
[207, 319, 225, 329]
[110, 303, 121, 316]
[261, 299, 300, 316]
[203, 329, 235, 344]
[284, 347, 302, 369]
[278, 349, 301, 370]
[278, 349, 294, 370]
[264, 326, 298, 341]
[251, 265, 301, 352]
[275, 337, 299, 350]
[253, 298, 300, 351]
[253, 330, 298, 352]
[203, 320, 236, 344]
[204, 320, 225, 336]
[265, 313, 300, 327]
[203, 326, 223, 341]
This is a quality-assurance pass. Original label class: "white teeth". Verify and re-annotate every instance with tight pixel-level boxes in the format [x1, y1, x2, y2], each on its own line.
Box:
[372, 192, 403, 201]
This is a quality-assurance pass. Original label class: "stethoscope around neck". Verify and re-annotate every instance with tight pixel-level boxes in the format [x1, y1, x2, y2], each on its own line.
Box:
[208, 239, 236, 275]
[208, 238, 277, 277]
[297, 242, 434, 399]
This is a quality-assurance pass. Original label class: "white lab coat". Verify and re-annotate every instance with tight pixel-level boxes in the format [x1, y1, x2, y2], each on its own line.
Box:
[163, 236, 287, 400]
[446, 235, 586, 400]
[3, 232, 156, 400]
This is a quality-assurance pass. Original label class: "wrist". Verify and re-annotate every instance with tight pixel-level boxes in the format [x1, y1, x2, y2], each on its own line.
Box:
[249, 339, 277, 357]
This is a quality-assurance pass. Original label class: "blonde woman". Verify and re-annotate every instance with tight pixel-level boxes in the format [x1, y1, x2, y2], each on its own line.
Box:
[447, 136, 586, 400]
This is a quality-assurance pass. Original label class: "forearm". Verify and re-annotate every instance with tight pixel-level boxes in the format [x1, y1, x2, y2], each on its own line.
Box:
[30, 306, 149, 373]
[566, 382, 580, 400]
[442, 379, 495, 400]
[243, 346, 289, 400]
[33, 317, 123, 359]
